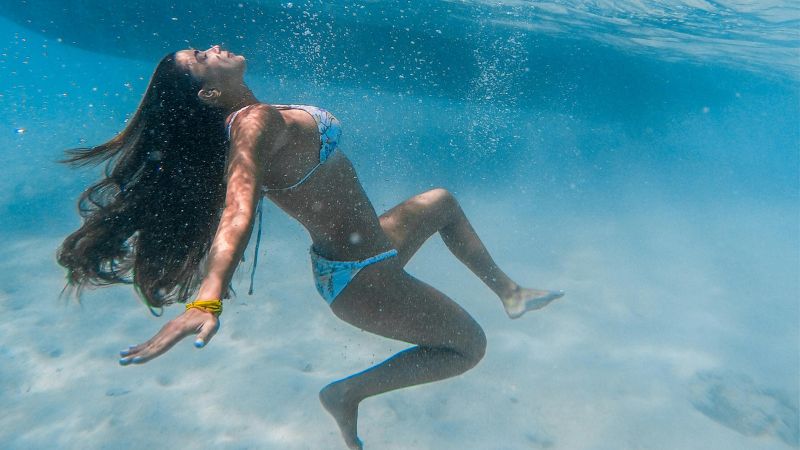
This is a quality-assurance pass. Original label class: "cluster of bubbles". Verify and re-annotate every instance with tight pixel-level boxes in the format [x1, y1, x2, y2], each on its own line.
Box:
[463, 29, 530, 158]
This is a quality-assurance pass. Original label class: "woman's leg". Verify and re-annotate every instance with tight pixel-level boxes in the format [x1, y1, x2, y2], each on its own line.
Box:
[378, 188, 563, 318]
[322, 266, 487, 449]
[319, 189, 561, 449]
[379, 188, 515, 295]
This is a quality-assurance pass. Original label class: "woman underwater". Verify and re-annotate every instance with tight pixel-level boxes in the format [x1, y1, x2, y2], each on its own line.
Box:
[57, 46, 564, 449]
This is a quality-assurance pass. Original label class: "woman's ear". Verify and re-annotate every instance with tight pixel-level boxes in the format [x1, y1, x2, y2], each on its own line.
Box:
[197, 88, 221, 105]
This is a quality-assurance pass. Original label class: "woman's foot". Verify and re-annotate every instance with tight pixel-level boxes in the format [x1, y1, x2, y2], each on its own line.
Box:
[320, 381, 364, 450]
[501, 287, 564, 319]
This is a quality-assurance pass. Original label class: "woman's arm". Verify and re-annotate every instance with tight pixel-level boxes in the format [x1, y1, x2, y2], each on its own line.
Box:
[196, 107, 272, 300]
[119, 105, 276, 365]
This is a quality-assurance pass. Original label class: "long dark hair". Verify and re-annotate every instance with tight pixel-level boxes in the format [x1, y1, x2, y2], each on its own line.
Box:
[57, 53, 230, 311]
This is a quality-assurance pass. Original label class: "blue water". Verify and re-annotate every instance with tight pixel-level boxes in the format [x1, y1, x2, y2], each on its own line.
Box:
[0, 1, 798, 449]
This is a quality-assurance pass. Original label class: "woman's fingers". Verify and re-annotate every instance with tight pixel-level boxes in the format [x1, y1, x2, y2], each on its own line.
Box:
[119, 321, 184, 365]
[120, 336, 155, 357]
[118, 310, 218, 365]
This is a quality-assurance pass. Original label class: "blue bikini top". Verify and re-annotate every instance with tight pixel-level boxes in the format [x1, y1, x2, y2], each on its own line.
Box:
[226, 103, 342, 192]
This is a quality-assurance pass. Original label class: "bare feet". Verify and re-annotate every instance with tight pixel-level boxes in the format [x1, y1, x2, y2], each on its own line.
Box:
[320, 381, 363, 450]
[501, 287, 564, 319]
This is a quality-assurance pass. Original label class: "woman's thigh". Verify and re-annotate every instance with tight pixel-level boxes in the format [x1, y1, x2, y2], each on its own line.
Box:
[333, 264, 486, 357]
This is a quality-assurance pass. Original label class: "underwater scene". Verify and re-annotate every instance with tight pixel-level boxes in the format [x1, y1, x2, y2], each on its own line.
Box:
[0, 1, 798, 449]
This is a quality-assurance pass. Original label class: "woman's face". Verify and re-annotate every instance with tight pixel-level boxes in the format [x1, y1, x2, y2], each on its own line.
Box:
[175, 45, 246, 85]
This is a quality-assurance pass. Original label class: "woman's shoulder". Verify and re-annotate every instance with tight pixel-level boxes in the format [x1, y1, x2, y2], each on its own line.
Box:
[233, 103, 288, 133]
[238, 103, 284, 122]
[229, 104, 289, 150]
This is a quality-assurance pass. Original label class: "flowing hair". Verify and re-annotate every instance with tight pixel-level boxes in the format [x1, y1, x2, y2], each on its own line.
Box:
[57, 53, 230, 311]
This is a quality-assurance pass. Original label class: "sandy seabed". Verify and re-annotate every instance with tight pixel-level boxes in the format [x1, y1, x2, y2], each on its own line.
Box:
[0, 196, 797, 450]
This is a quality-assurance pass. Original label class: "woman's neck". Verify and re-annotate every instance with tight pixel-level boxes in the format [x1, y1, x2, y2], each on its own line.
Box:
[220, 86, 260, 113]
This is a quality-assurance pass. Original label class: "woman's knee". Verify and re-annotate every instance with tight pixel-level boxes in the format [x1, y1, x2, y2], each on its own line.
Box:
[427, 187, 457, 208]
[468, 325, 487, 365]
[450, 321, 486, 368]
[424, 187, 462, 221]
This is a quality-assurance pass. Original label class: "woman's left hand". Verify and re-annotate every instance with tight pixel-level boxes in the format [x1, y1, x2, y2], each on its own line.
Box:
[118, 308, 220, 366]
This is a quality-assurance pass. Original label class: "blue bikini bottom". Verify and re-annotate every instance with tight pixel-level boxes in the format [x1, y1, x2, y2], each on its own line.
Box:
[310, 247, 399, 305]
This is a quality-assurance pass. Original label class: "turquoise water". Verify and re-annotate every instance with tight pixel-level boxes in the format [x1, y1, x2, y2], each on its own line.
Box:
[0, 1, 798, 449]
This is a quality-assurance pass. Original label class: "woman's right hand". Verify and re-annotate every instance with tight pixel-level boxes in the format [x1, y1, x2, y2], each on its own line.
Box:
[118, 308, 220, 365]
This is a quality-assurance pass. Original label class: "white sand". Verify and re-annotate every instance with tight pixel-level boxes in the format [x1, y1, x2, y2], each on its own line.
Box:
[1, 196, 797, 450]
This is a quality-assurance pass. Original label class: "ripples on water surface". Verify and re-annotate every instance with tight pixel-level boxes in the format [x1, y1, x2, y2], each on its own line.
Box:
[2, 0, 798, 82]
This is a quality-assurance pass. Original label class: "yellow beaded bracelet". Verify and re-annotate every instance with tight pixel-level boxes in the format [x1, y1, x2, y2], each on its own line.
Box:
[185, 299, 223, 317]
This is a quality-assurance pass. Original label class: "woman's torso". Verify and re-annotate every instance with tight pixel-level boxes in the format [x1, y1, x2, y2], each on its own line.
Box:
[246, 103, 394, 261]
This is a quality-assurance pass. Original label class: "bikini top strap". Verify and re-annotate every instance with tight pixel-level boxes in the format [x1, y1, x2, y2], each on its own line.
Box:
[226, 104, 256, 140]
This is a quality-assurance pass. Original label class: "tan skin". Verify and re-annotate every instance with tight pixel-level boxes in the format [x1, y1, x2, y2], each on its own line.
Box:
[118, 46, 564, 449]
